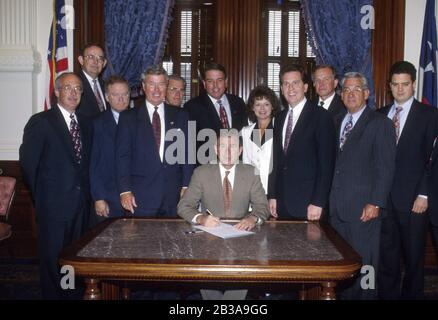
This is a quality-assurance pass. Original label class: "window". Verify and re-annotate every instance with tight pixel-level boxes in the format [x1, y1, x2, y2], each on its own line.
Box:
[262, 1, 316, 98]
[163, 1, 214, 103]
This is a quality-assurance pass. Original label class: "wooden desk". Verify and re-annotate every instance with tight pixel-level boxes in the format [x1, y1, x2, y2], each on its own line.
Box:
[59, 218, 361, 300]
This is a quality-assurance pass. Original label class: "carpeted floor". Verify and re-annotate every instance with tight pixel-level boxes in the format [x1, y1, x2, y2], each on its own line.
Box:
[1, 258, 438, 300]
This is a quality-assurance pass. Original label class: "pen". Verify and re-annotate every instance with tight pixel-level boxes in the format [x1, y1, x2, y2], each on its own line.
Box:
[206, 209, 215, 217]
[185, 230, 204, 235]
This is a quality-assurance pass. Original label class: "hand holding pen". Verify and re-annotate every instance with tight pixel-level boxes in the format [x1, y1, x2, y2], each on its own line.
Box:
[197, 209, 221, 227]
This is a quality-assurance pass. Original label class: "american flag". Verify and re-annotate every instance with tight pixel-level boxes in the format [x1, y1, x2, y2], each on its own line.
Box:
[44, 0, 69, 111]
[418, 0, 438, 108]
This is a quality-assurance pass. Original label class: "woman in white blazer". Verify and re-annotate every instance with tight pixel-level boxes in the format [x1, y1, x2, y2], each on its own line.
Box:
[241, 86, 280, 194]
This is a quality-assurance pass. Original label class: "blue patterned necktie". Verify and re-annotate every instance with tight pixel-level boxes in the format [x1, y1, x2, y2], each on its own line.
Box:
[340, 114, 353, 150]
[69, 113, 82, 163]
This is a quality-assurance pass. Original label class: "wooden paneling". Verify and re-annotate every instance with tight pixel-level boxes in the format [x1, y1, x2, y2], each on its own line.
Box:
[73, 0, 105, 73]
[372, 0, 405, 108]
[215, 0, 261, 100]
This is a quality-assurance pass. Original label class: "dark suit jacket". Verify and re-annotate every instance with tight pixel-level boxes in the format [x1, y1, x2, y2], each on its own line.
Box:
[184, 92, 247, 134]
[76, 70, 106, 118]
[115, 102, 194, 216]
[19, 105, 93, 222]
[313, 94, 346, 120]
[90, 109, 124, 217]
[330, 107, 396, 222]
[428, 136, 438, 226]
[378, 99, 437, 213]
[268, 100, 336, 219]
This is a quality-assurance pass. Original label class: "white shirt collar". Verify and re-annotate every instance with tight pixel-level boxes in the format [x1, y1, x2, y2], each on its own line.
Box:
[57, 104, 77, 127]
[219, 163, 236, 188]
[111, 109, 120, 124]
[318, 92, 336, 110]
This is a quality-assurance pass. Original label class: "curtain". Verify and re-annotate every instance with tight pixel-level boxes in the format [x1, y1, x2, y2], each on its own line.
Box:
[301, 0, 375, 106]
[104, 0, 175, 90]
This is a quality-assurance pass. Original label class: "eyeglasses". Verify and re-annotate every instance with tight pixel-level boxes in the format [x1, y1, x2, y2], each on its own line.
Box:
[83, 55, 106, 63]
[59, 85, 83, 94]
[342, 87, 364, 94]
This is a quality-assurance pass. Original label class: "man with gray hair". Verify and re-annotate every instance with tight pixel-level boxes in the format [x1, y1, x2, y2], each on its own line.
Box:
[20, 72, 93, 298]
[115, 65, 194, 216]
[329, 72, 396, 299]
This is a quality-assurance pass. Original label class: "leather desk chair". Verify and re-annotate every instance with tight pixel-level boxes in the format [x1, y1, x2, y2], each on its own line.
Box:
[0, 176, 17, 241]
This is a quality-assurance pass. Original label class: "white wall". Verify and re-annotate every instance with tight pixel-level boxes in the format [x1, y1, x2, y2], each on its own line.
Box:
[0, 0, 74, 160]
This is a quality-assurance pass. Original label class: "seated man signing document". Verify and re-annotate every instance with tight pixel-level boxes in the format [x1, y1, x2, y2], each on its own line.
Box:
[178, 130, 270, 231]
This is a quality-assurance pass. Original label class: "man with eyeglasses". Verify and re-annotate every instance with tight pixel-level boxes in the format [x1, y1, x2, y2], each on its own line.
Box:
[20, 72, 93, 299]
[329, 72, 396, 300]
[377, 61, 438, 300]
[116, 65, 194, 217]
[77, 44, 108, 118]
[89, 75, 130, 227]
[312, 64, 346, 119]
[268, 64, 335, 222]
[166, 74, 186, 108]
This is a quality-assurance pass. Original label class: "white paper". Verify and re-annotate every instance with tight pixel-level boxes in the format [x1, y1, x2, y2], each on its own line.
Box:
[194, 222, 254, 239]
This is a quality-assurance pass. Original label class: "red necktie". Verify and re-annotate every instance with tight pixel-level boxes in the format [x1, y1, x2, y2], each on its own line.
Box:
[152, 107, 161, 151]
[223, 170, 232, 217]
[217, 99, 230, 129]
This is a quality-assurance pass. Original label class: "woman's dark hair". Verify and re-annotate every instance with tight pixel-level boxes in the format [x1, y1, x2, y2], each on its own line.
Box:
[246, 85, 280, 123]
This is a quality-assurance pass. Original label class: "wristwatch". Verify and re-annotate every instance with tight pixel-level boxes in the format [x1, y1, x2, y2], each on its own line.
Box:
[252, 215, 263, 226]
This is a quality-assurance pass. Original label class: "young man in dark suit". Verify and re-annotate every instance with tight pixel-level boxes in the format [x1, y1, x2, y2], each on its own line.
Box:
[90, 75, 130, 222]
[312, 64, 346, 119]
[116, 65, 194, 217]
[184, 62, 247, 164]
[330, 72, 396, 299]
[76, 44, 107, 118]
[268, 64, 335, 221]
[378, 61, 437, 300]
[20, 73, 93, 299]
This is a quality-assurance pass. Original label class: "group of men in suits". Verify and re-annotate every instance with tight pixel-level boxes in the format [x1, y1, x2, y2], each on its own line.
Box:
[19, 48, 438, 300]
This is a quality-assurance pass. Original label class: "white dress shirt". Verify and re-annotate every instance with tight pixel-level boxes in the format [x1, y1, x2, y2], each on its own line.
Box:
[111, 109, 120, 124]
[208, 94, 232, 128]
[192, 164, 236, 223]
[339, 105, 367, 142]
[82, 70, 106, 110]
[58, 104, 78, 129]
[145, 101, 165, 162]
[318, 92, 336, 110]
[386, 96, 414, 137]
[282, 97, 307, 150]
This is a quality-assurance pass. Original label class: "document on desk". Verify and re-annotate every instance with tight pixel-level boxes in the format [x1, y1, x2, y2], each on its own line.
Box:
[194, 222, 254, 239]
